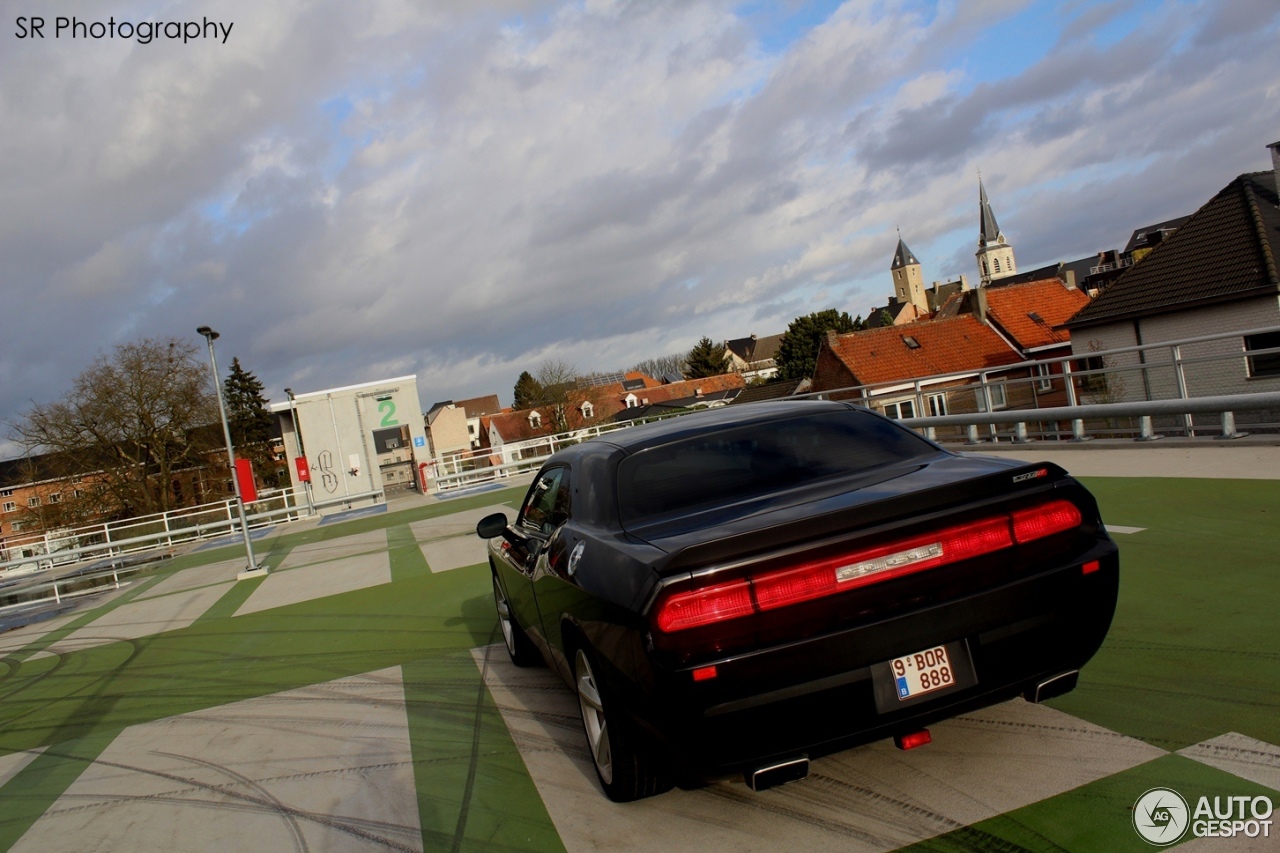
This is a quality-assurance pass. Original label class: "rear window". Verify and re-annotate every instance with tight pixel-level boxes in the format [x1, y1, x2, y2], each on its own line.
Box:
[616, 409, 937, 525]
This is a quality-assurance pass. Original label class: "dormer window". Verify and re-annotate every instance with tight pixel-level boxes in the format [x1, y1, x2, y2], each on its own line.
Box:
[528, 411, 542, 428]
[580, 401, 594, 419]
[624, 393, 638, 409]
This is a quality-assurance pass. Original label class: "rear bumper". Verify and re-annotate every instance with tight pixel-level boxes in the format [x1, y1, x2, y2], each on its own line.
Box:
[622, 544, 1119, 779]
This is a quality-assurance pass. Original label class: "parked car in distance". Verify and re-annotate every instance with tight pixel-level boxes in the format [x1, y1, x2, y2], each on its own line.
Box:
[477, 401, 1119, 801]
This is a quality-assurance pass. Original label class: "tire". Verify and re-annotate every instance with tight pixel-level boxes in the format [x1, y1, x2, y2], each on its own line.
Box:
[573, 646, 673, 802]
[492, 572, 540, 667]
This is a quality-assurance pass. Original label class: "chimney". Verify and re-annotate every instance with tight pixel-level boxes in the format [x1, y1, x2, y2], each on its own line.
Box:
[1270, 140, 1280, 199]
[1064, 269, 1077, 290]
[975, 285, 989, 322]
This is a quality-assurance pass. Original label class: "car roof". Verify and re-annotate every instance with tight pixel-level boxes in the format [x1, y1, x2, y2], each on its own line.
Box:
[586, 399, 856, 455]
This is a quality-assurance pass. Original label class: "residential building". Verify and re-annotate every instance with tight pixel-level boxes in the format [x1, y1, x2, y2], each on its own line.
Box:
[1064, 144, 1280, 418]
[722, 333, 784, 381]
[485, 373, 745, 460]
[424, 401, 471, 458]
[811, 315, 1027, 422]
[455, 394, 503, 449]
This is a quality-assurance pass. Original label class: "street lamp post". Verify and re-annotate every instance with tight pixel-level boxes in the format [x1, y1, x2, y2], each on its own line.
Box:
[284, 387, 315, 516]
[197, 326, 265, 579]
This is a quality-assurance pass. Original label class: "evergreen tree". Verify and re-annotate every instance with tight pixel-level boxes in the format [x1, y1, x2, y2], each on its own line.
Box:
[223, 357, 278, 487]
[684, 337, 725, 379]
[512, 371, 543, 410]
[775, 309, 860, 381]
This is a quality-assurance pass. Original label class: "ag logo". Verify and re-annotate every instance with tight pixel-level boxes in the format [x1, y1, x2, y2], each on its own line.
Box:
[1134, 787, 1190, 845]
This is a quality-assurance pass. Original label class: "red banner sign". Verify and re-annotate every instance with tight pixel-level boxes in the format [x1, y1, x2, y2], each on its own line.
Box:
[234, 458, 258, 503]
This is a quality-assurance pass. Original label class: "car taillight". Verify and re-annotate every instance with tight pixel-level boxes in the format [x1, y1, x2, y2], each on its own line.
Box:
[1011, 499, 1081, 543]
[652, 498, 1084, 634]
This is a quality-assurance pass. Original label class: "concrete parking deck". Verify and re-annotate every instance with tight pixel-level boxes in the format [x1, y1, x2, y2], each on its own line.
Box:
[1, 443, 1277, 852]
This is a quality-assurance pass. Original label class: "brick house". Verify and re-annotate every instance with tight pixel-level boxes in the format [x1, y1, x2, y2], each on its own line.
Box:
[811, 315, 1027, 423]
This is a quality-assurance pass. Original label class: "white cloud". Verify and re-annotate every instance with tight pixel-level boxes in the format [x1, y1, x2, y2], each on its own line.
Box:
[2, 0, 1278, 444]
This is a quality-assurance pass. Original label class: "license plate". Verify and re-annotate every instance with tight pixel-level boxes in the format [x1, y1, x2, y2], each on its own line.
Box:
[891, 645, 956, 700]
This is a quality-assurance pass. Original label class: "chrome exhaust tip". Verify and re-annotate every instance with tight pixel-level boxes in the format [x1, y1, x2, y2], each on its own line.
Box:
[744, 756, 809, 792]
[1025, 670, 1079, 703]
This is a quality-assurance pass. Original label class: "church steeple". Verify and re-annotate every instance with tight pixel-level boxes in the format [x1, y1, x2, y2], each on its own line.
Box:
[976, 175, 1016, 285]
[890, 232, 927, 313]
[891, 236, 918, 270]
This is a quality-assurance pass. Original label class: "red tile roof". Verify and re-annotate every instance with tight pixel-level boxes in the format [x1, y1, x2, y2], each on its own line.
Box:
[487, 374, 745, 443]
[982, 279, 1089, 350]
[819, 315, 1021, 386]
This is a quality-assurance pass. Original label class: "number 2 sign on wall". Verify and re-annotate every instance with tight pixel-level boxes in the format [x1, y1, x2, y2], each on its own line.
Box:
[378, 399, 398, 427]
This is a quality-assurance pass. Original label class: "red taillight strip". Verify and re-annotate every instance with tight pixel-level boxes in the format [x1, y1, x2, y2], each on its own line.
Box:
[653, 499, 1083, 633]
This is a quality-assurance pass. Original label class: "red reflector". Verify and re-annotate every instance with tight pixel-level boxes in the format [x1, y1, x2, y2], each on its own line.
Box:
[691, 665, 718, 682]
[1011, 499, 1082, 543]
[895, 729, 932, 750]
[1082, 560, 1101, 575]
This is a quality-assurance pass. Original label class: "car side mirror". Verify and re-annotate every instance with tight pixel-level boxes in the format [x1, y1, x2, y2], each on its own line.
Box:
[476, 512, 509, 539]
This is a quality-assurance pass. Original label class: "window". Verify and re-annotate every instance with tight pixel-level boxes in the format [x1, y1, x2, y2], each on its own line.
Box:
[580, 401, 594, 419]
[1245, 332, 1280, 378]
[528, 411, 542, 428]
[883, 400, 916, 420]
[1078, 356, 1108, 392]
[2, 502, 14, 513]
[926, 393, 948, 417]
[0, 489, 11, 497]
[1035, 363, 1053, 392]
[616, 410, 937, 526]
[27, 496, 40, 508]
[74, 489, 84, 499]
[976, 382, 1007, 411]
[49, 493, 61, 504]
[624, 394, 638, 409]
[519, 467, 570, 534]
[993, 258, 1002, 273]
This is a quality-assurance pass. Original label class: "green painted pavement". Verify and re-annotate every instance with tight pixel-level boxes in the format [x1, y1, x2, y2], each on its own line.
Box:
[0, 477, 1276, 852]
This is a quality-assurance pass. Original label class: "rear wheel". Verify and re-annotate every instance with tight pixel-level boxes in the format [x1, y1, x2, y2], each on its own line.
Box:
[574, 646, 672, 802]
[492, 573, 539, 666]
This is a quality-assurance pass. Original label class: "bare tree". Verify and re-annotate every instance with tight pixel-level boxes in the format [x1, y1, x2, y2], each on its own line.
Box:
[9, 337, 221, 519]
[534, 359, 580, 432]
[629, 352, 685, 380]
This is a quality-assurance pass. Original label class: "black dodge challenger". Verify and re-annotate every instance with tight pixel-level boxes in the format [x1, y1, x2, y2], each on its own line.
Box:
[476, 401, 1118, 802]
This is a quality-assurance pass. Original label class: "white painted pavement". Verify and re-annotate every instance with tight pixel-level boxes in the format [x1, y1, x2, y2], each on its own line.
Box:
[10, 667, 423, 853]
[133, 558, 242, 600]
[235, 529, 392, 617]
[1179, 732, 1280, 794]
[412, 504, 509, 573]
[472, 645, 1167, 853]
[33, 583, 231, 658]
[0, 748, 45, 789]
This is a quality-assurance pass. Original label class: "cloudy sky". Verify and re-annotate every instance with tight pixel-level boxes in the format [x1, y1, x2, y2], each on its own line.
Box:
[3, 0, 1278, 457]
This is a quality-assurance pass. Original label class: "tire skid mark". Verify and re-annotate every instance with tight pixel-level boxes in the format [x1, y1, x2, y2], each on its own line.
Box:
[153, 751, 309, 853]
[33, 745, 421, 851]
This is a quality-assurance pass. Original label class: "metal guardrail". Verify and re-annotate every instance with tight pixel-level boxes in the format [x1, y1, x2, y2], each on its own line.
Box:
[903, 391, 1280, 443]
[0, 554, 172, 619]
[0, 486, 387, 579]
[428, 391, 1280, 495]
